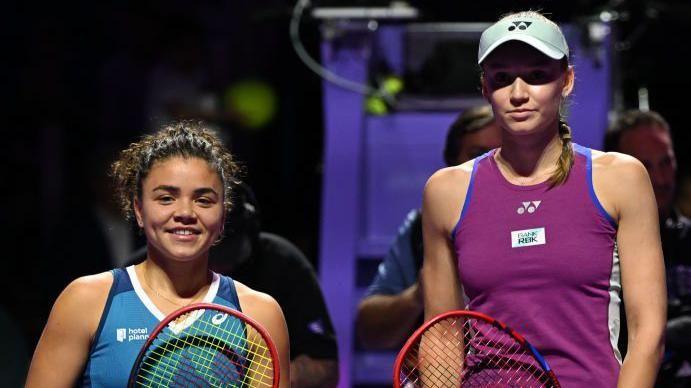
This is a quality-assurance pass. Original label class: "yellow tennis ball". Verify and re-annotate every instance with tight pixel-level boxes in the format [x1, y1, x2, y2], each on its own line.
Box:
[365, 96, 388, 115]
[382, 76, 403, 95]
[224, 79, 278, 129]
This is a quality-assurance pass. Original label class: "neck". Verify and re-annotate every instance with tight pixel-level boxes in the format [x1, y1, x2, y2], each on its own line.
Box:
[141, 248, 212, 298]
[496, 125, 562, 181]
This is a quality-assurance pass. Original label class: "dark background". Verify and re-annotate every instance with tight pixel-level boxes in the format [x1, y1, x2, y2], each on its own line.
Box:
[3, 0, 689, 363]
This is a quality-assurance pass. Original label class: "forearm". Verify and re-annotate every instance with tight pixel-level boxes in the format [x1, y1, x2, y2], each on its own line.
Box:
[617, 328, 664, 388]
[356, 283, 423, 349]
[290, 355, 338, 388]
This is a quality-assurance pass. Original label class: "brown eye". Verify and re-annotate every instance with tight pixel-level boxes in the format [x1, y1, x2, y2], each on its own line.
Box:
[493, 72, 510, 85]
[195, 196, 218, 208]
[527, 70, 547, 83]
[157, 196, 174, 204]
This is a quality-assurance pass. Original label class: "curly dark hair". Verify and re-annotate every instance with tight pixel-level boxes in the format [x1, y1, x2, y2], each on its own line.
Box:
[111, 121, 241, 220]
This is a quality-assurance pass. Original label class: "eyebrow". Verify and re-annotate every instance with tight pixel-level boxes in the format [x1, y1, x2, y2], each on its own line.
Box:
[152, 185, 219, 196]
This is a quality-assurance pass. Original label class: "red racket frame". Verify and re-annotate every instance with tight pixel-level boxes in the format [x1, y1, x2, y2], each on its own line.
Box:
[393, 310, 560, 388]
[128, 302, 280, 387]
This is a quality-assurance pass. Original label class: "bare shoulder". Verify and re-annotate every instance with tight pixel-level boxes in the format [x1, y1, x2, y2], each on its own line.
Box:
[61, 272, 113, 307]
[48, 272, 114, 341]
[591, 151, 652, 220]
[423, 161, 475, 233]
[234, 281, 283, 322]
[426, 161, 473, 191]
[591, 151, 649, 184]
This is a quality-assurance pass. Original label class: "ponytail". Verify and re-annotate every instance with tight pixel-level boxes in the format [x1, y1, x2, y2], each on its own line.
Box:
[549, 120, 574, 186]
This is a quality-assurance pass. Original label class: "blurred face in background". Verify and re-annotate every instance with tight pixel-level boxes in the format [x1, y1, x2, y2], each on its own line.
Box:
[453, 121, 502, 164]
[618, 124, 677, 214]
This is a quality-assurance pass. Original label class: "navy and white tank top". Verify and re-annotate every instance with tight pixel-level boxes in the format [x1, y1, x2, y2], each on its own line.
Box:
[81, 266, 242, 387]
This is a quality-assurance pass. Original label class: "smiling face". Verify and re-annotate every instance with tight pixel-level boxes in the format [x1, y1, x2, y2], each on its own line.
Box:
[134, 156, 225, 263]
[481, 41, 574, 137]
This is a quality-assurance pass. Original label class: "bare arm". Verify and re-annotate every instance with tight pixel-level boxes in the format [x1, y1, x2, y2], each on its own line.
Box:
[290, 355, 338, 388]
[26, 273, 112, 388]
[356, 282, 423, 349]
[421, 167, 470, 321]
[418, 167, 470, 387]
[238, 282, 291, 388]
[595, 153, 666, 387]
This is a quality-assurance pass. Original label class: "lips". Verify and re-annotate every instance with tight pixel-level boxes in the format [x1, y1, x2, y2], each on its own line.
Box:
[507, 109, 536, 121]
[167, 227, 201, 235]
[166, 227, 202, 242]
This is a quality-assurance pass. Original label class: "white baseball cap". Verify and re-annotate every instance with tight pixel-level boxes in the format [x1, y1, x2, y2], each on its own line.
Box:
[478, 14, 569, 64]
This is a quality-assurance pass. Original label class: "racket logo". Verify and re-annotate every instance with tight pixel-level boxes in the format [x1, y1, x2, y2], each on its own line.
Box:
[212, 312, 228, 325]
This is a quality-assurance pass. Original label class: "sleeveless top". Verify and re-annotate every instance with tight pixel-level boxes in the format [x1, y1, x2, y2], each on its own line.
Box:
[452, 144, 621, 386]
[81, 266, 242, 387]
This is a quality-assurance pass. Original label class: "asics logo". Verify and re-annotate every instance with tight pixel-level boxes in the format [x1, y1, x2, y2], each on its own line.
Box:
[212, 313, 228, 325]
[517, 200, 541, 215]
[508, 21, 532, 31]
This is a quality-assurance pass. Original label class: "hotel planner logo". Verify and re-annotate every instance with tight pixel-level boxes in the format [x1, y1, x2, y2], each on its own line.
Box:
[116, 327, 149, 342]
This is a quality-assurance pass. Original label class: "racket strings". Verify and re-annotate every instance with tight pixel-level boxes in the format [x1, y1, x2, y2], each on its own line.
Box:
[133, 309, 275, 387]
[399, 317, 557, 387]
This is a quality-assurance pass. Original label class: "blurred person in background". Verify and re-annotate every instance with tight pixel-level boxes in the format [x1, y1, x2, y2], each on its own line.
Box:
[356, 105, 501, 349]
[606, 109, 691, 386]
[209, 182, 339, 387]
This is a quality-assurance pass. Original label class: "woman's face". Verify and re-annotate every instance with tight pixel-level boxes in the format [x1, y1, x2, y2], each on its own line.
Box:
[482, 41, 574, 137]
[134, 156, 225, 263]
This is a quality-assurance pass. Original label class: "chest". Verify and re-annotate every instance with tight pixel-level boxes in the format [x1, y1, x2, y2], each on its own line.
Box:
[455, 192, 616, 296]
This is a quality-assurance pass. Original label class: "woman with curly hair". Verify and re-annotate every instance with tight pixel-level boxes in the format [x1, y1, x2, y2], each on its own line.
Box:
[26, 122, 290, 387]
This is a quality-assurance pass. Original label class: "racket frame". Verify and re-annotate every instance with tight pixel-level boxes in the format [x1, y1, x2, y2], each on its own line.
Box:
[393, 309, 560, 388]
[128, 302, 280, 387]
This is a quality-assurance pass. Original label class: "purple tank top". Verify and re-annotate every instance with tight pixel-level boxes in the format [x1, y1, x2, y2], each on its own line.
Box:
[452, 144, 621, 386]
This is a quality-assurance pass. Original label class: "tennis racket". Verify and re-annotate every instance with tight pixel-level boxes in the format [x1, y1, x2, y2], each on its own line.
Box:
[394, 310, 560, 387]
[128, 302, 279, 387]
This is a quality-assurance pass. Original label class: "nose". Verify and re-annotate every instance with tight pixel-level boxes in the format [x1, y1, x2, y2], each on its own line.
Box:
[174, 200, 197, 224]
[509, 77, 529, 106]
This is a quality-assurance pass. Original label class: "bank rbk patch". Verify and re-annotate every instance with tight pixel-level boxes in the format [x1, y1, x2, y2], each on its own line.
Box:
[511, 227, 546, 248]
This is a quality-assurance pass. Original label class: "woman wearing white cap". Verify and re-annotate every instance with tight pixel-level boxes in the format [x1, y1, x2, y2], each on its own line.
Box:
[421, 10, 666, 386]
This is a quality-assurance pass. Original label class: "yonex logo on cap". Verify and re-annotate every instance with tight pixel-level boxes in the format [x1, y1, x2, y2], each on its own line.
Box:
[508, 21, 532, 31]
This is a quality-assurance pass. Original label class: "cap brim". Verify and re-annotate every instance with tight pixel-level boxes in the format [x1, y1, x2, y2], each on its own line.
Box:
[478, 34, 566, 64]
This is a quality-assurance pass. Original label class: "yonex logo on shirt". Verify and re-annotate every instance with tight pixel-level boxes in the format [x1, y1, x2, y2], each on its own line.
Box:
[116, 327, 149, 342]
[517, 200, 541, 215]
